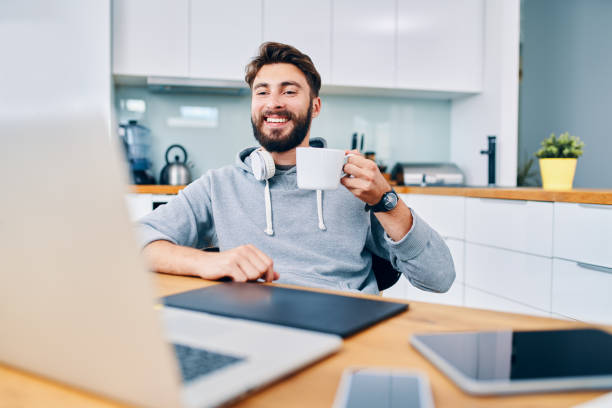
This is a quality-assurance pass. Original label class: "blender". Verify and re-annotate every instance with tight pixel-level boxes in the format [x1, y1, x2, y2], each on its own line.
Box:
[118, 120, 156, 184]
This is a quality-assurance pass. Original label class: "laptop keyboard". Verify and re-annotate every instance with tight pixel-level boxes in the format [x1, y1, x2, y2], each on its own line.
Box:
[172, 343, 245, 383]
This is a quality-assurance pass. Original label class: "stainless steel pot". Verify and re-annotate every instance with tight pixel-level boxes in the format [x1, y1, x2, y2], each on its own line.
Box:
[160, 144, 191, 185]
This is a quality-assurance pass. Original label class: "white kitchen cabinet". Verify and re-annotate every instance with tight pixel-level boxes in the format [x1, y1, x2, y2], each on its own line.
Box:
[112, 0, 189, 77]
[190, 0, 262, 81]
[464, 243, 552, 312]
[551, 258, 612, 325]
[400, 194, 465, 239]
[465, 198, 553, 257]
[553, 202, 612, 269]
[331, 0, 395, 88]
[125, 193, 153, 221]
[262, 0, 331, 85]
[383, 276, 464, 307]
[464, 286, 550, 318]
[397, 0, 483, 92]
[125, 193, 176, 221]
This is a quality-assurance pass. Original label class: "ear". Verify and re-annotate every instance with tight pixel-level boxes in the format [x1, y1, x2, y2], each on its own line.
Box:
[311, 96, 321, 119]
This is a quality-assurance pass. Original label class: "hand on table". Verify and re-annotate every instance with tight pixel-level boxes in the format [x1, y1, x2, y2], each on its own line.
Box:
[341, 150, 392, 205]
[198, 244, 279, 283]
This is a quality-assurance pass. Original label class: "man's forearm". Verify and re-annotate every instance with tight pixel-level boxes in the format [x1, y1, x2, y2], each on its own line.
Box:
[373, 199, 414, 242]
[142, 240, 206, 277]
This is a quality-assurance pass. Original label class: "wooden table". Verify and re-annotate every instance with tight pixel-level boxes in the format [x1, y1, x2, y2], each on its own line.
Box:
[2, 273, 610, 408]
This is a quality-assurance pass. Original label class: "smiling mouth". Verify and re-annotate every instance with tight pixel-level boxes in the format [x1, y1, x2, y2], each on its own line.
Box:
[264, 116, 289, 124]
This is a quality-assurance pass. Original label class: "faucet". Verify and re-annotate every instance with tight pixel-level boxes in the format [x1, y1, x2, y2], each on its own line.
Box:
[480, 135, 496, 186]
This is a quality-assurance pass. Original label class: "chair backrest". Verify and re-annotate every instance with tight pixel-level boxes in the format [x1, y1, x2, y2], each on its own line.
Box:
[371, 254, 402, 291]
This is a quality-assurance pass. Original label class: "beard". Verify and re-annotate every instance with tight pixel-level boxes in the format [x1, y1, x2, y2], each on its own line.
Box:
[251, 102, 313, 153]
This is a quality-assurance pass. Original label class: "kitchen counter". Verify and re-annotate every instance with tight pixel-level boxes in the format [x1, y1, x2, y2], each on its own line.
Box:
[130, 185, 612, 205]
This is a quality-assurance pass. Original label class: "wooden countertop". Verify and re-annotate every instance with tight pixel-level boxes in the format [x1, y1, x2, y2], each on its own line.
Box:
[130, 184, 612, 205]
[394, 186, 612, 205]
[2, 273, 610, 408]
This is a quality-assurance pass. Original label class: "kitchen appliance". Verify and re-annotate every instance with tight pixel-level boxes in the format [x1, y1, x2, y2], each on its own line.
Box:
[118, 120, 155, 184]
[391, 162, 464, 186]
[159, 144, 191, 185]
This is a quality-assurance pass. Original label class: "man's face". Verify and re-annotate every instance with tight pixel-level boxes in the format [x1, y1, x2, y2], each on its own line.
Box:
[251, 63, 320, 152]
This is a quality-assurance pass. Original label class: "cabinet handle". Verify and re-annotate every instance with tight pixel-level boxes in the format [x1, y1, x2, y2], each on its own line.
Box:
[578, 203, 612, 210]
[479, 198, 527, 205]
[576, 262, 612, 275]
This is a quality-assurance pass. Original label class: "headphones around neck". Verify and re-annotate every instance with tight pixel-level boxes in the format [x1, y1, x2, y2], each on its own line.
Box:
[250, 148, 275, 181]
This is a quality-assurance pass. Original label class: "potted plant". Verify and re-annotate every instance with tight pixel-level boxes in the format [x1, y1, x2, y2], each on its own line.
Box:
[535, 132, 584, 190]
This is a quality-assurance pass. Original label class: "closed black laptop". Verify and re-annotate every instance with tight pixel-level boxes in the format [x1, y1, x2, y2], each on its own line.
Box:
[163, 282, 408, 338]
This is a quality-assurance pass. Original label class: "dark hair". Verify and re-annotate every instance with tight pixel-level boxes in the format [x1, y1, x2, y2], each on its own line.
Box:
[245, 42, 321, 97]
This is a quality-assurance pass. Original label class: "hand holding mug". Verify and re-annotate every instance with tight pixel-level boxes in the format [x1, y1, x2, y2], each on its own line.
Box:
[340, 150, 392, 205]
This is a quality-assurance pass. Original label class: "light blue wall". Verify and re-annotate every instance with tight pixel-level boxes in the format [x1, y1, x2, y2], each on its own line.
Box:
[519, 0, 612, 188]
[114, 85, 451, 181]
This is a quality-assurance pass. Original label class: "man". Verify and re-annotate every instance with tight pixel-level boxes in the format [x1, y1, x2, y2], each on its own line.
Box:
[139, 42, 455, 295]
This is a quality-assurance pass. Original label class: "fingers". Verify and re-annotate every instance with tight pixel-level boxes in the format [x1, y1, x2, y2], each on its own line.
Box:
[243, 244, 276, 282]
[219, 245, 277, 283]
[341, 154, 391, 205]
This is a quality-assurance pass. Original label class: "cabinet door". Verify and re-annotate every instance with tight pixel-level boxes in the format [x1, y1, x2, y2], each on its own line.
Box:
[465, 198, 553, 257]
[553, 202, 612, 268]
[465, 243, 552, 312]
[465, 287, 550, 318]
[552, 258, 612, 325]
[112, 0, 189, 77]
[397, 0, 483, 92]
[190, 0, 262, 81]
[262, 0, 331, 84]
[400, 194, 465, 239]
[125, 194, 153, 221]
[331, 0, 395, 87]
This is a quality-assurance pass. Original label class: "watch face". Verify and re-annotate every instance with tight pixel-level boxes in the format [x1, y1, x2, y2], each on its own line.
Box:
[383, 191, 398, 210]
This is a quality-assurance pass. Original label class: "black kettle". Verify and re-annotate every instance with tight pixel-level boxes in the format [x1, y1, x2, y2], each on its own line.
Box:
[160, 144, 192, 185]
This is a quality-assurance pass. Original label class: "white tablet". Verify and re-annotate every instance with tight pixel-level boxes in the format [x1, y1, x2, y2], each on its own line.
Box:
[411, 328, 612, 395]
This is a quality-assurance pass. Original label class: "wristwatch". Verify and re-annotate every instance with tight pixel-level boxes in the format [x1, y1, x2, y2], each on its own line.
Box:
[365, 189, 399, 213]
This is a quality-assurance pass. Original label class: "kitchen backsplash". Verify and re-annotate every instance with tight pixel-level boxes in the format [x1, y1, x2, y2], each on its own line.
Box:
[114, 85, 451, 181]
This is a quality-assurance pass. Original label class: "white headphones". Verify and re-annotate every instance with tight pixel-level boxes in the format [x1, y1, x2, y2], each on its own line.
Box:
[249, 148, 275, 181]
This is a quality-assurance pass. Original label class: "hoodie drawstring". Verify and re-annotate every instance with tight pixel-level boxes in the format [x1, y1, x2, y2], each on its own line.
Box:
[317, 189, 326, 231]
[264, 179, 274, 236]
[262, 180, 326, 235]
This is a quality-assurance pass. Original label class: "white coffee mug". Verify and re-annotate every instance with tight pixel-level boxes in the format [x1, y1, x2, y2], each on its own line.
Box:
[296, 147, 353, 190]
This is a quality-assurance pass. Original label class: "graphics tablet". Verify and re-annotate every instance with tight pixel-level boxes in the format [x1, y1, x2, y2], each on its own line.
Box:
[411, 328, 612, 395]
[163, 282, 408, 338]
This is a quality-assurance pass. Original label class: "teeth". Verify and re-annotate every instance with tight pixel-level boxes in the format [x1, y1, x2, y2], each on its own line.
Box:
[266, 117, 288, 123]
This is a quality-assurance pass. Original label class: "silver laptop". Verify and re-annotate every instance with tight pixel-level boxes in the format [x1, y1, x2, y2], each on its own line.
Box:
[0, 117, 341, 408]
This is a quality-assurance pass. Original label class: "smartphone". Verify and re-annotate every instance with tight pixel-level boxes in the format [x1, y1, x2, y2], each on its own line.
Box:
[333, 367, 434, 408]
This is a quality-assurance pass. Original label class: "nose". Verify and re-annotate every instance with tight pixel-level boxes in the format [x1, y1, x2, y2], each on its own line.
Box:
[266, 91, 284, 110]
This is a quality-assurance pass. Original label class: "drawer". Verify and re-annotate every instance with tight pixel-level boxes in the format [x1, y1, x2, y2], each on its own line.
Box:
[406, 282, 464, 307]
[465, 198, 553, 256]
[551, 258, 612, 325]
[465, 286, 549, 317]
[465, 243, 552, 311]
[553, 202, 612, 268]
[400, 194, 465, 239]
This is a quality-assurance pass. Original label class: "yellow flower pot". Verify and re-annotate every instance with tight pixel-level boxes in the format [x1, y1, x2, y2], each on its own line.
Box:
[539, 158, 577, 190]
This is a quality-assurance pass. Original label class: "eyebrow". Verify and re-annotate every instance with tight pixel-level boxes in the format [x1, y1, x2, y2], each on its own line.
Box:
[280, 81, 302, 88]
[253, 81, 302, 90]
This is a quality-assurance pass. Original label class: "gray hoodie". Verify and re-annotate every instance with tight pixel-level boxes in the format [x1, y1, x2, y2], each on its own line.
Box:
[138, 147, 455, 295]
